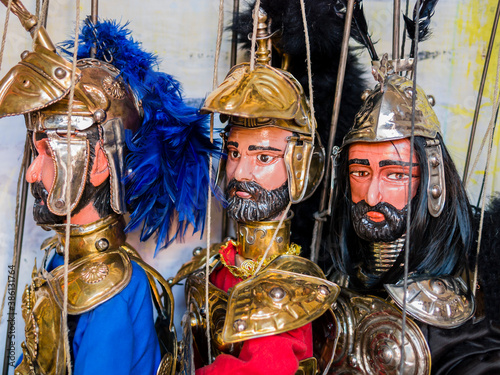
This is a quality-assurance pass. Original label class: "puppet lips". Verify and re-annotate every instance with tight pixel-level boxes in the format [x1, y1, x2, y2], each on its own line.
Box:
[236, 191, 252, 199]
[367, 211, 385, 222]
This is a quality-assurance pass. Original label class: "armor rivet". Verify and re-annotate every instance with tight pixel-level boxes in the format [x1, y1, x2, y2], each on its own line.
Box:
[431, 279, 447, 295]
[54, 67, 67, 79]
[381, 346, 394, 363]
[167, 277, 174, 285]
[348, 354, 357, 366]
[54, 199, 65, 209]
[20, 50, 29, 60]
[200, 308, 206, 317]
[361, 89, 372, 101]
[193, 247, 203, 256]
[429, 154, 440, 168]
[427, 95, 436, 106]
[269, 287, 286, 301]
[404, 87, 413, 98]
[296, 153, 303, 161]
[95, 238, 109, 251]
[276, 236, 284, 243]
[317, 285, 330, 296]
[93, 109, 107, 124]
[431, 184, 442, 198]
[233, 319, 247, 332]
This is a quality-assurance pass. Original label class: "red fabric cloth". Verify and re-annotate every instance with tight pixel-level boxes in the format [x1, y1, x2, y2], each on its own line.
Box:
[196, 242, 313, 375]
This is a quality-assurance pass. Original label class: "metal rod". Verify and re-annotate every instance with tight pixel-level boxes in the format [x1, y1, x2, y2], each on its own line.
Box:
[463, 0, 500, 184]
[393, 0, 401, 60]
[90, 0, 98, 58]
[230, 0, 240, 67]
[2, 136, 31, 375]
[310, 0, 355, 262]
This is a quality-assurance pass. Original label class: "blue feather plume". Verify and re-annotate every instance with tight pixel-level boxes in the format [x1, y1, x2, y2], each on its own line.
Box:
[60, 19, 218, 254]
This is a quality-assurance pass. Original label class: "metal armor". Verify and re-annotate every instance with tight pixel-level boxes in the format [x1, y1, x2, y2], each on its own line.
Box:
[15, 215, 176, 375]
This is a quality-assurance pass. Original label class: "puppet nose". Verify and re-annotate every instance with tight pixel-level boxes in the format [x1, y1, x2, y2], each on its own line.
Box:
[233, 156, 253, 181]
[366, 177, 382, 207]
[26, 157, 42, 183]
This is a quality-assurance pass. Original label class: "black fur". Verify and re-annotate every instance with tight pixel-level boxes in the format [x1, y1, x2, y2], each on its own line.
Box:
[232, 0, 367, 261]
[472, 195, 500, 322]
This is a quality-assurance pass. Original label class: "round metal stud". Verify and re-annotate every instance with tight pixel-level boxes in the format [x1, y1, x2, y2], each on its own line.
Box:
[233, 319, 247, 332]
[54, 199, 65, 209]
[193, 247, 203, 256]
[361, 89, 372, 101]
[199, 308, 206, 317]
[431, 184, 442, 198]
[93, 109, 107, 124]
[348, 354, 358, 367]
[317, 285, 330, 296]
[276, 236, 284, 243]
[54, 67, 67, 79]
[269, 287, 286, 301]
[20, 50, 29, 60]
[296, 153, 303, 161]
[430, 279, 447, 295]
[404, 87, 414, 99]
[427, 95, 436, 107]
[167, 277, 174, 285]
[95, 238, 109, 251]
[429, 154, 440, 168]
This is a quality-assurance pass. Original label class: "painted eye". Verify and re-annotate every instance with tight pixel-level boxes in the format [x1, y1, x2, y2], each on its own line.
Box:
[257, 154, 274, 164]
[387, 172, 408, 180]
[350, 170, 369, 177]
[230, 150, 240, 159]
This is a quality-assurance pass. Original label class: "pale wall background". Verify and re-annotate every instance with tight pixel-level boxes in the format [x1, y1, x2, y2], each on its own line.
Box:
[0, 0, 498, 372]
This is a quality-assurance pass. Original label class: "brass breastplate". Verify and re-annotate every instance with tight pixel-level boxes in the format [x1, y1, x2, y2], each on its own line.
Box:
[184, 255, 340, 375]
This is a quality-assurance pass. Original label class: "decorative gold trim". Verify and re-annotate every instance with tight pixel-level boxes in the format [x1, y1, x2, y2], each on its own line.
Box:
[220, 239, 301, 279]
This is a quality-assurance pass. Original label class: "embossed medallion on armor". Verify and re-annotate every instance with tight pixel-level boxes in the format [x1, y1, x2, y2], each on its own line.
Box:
[80, 261, 109, 284]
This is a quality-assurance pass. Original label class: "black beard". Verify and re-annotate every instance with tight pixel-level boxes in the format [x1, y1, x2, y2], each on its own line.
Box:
[351, 200, 408, 242]
[225, 179, 289, 222]
[31, 182, 64, 225]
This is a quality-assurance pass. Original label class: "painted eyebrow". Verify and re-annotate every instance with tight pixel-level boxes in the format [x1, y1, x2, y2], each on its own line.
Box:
[379, 160, 419, 167]
[348, 158, 369, 165]
[227, 141, 239, 147]
[248, 145, 282, 152]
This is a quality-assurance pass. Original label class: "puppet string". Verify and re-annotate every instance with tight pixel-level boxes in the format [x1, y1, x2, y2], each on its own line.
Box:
[472, 42, 500, 297]
[0, 134, 29, 326]
[0, 0, 13, 72]
[204, 0, 225, 364]
[32, 0, 49, 49]
[299, 0, 316, 146]
[400, 0, 421, 372]
[61, 1, 81, 373]
[249, 0, 261, 72]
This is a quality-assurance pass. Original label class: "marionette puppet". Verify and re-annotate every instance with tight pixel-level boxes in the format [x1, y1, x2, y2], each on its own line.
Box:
[0, 1, 214, 374]
[171, 10, 340, 375]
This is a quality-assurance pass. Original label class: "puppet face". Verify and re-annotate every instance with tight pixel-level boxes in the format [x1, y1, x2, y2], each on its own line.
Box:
[26, 130, 110, 225]
[225, 126, 291, 222]
[348, 139, 421, 242]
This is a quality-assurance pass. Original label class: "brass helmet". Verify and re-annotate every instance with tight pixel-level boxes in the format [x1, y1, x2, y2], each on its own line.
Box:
[202, 10, 324, 204]
[343, 58, 445, 217]
[0, 29, 141, 216]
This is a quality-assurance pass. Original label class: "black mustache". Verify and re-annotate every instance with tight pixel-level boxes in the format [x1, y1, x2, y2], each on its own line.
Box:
[226, 179, 265, 200]
[352, 200, 405, 223]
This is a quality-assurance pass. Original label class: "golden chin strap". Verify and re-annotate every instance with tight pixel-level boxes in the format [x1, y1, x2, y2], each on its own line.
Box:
[220, 239, 301, 279]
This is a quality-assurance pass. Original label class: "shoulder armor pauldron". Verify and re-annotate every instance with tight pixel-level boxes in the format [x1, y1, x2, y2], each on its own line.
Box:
[385, 275, 475, 328]
[48, 248, 132, 314]
[171, 242, 222, 285]
[330, 288, 431, 375]
[223, 255, 340, 343]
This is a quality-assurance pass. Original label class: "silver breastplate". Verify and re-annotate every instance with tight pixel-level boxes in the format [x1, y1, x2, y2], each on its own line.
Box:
[384, 275, 475, 328]
[329, 288, 431, 375]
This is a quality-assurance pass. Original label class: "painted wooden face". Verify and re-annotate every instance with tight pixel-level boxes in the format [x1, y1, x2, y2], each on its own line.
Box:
[225, 126, 291, 221]
[348, 139, 421, 214]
